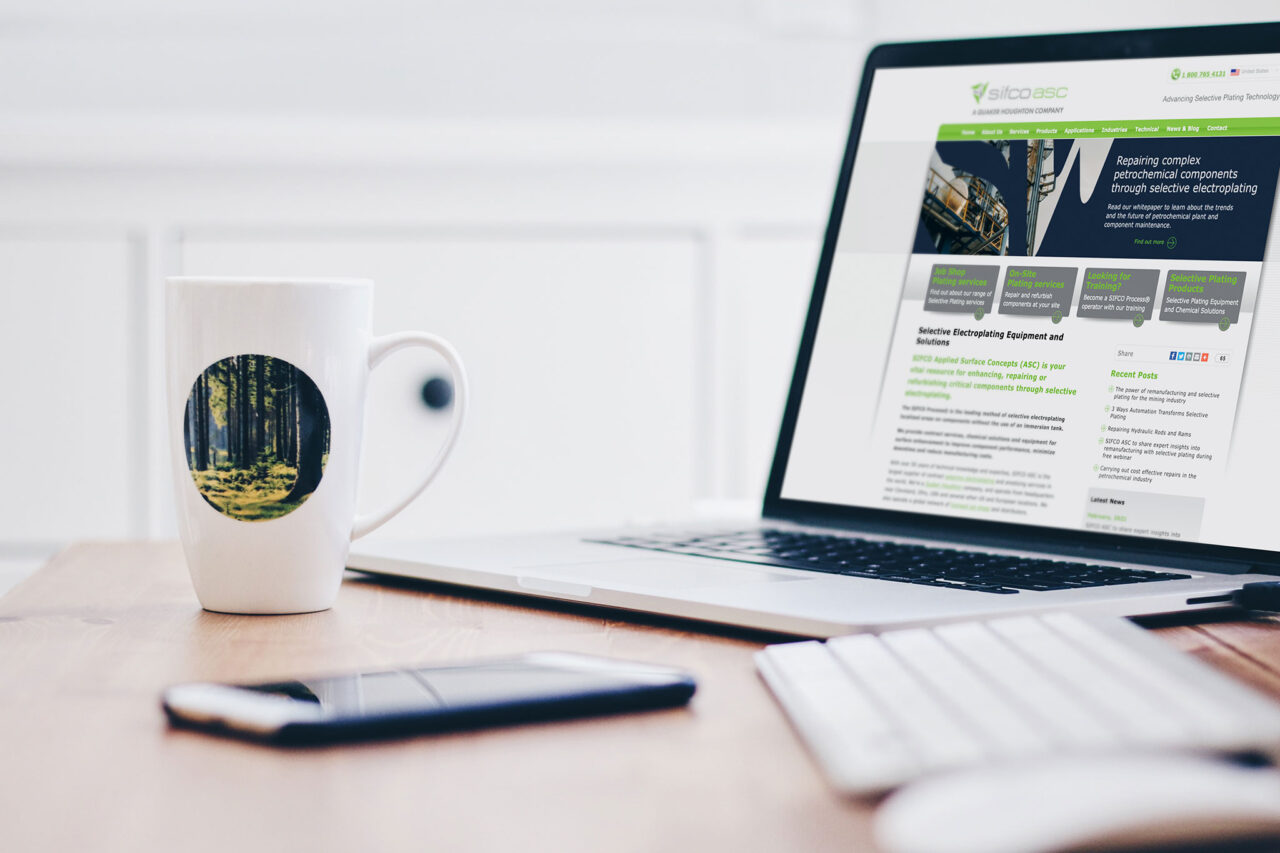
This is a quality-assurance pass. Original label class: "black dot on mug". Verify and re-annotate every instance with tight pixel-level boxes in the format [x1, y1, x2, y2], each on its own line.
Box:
[421, 376, 454, 411]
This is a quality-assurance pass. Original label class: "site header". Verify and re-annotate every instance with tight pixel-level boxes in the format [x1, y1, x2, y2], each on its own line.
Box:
[862, 53, 1280, 143]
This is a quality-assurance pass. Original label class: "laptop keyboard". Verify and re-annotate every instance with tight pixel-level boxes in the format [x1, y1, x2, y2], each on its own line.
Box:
[590, 529, 1192, 594]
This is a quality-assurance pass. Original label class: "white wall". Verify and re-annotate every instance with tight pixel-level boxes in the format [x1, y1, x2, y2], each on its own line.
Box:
[0, 0, 1274, 574]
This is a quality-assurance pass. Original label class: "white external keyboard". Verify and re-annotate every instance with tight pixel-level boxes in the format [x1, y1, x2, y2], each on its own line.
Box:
[756, 612, 1280, 796]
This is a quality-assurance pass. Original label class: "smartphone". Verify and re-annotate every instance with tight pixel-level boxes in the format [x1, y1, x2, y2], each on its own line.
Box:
[162, 652, 696, 744]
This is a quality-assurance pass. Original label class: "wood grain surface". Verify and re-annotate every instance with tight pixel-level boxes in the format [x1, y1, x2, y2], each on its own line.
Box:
[4, 542, 1280, 852]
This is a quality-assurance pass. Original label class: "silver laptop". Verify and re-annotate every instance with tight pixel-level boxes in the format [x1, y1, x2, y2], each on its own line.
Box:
[351, 22, 1280, 637]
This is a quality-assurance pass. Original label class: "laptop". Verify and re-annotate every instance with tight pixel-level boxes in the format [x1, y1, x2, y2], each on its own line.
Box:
[350, 21, 1280, 637]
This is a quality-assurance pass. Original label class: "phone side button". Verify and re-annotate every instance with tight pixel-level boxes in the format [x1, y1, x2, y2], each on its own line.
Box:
[517, 576, 594, 598]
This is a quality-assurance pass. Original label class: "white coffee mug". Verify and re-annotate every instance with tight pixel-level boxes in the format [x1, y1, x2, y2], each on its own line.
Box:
[166, 277, 466, 614]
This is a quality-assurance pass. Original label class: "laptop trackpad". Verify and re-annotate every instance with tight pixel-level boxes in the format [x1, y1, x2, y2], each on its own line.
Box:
[515, 558, 809, 593]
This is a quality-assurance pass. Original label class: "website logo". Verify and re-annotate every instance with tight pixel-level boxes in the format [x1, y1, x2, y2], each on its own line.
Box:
[970, 82, 1068, 103]
[1171, 67, 1182, 81]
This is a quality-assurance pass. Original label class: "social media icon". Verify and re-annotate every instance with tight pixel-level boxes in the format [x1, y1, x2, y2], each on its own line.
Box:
[1201, 352, 1209, 362]
[1193, 352, 1201, 362]
[1177, 352, 1185, 360]
[1169, 351, 1178, 360]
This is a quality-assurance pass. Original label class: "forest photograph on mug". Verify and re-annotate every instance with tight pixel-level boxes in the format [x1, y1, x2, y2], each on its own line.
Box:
[183, 354, 330, 521]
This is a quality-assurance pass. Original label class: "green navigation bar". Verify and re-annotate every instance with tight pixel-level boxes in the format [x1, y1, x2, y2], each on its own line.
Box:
[937, 117, 1280, 141]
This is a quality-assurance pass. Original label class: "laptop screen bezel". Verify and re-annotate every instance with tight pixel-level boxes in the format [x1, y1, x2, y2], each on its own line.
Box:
[762, 21, 1280, 573]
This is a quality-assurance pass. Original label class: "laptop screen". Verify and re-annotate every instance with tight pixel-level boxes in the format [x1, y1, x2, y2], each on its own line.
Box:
[780, 47, 1280, 553]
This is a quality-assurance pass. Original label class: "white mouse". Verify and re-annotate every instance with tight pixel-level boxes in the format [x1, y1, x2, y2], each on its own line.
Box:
[874, 753, 1280, 853]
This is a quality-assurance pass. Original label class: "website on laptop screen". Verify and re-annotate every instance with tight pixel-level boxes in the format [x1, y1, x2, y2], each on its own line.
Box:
[782, 52, 1280, 552]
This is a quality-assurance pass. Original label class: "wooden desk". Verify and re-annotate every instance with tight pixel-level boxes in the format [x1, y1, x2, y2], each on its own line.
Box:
[4, 543, 1280, 852]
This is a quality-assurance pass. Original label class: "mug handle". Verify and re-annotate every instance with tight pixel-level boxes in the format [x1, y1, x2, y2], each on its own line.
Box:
[351, 331, 468, 540]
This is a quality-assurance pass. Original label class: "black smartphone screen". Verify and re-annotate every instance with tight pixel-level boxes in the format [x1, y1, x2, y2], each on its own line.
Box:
[164, 653, 696, 743]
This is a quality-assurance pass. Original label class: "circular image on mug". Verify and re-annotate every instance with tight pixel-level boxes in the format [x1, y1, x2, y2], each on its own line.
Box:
[182, 354, 330, 521]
